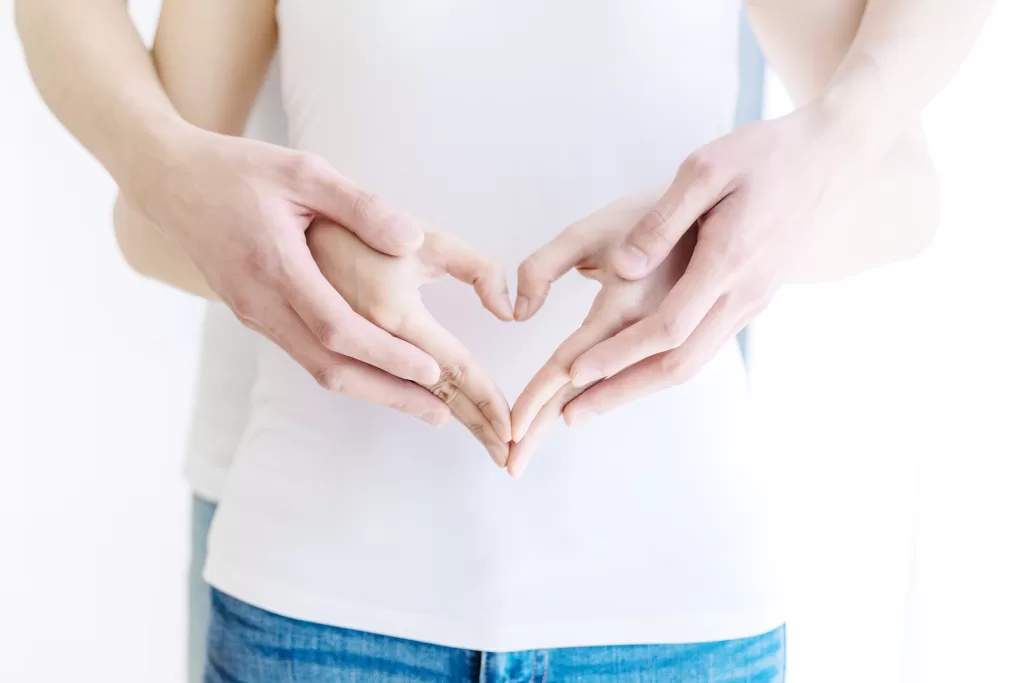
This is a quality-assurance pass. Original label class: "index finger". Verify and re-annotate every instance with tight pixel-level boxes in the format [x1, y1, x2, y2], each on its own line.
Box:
[511, 297, 625, 442]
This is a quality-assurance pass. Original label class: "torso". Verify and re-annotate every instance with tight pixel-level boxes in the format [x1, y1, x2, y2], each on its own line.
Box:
[205, 0, 785, 650]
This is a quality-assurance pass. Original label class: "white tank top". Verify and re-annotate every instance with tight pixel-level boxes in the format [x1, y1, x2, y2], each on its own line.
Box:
[205, 0, 785, 651]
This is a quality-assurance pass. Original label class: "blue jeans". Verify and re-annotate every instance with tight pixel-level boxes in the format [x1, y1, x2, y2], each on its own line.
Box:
[205, 589, 785, 683]
[190, 496, 220, 683]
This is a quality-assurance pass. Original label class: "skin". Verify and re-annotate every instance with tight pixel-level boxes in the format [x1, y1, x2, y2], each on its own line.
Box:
[110, 0, 514, 461]
[15, 0, 445, 419]
[509, 0, 993, 474]
[15, 0, 989, 473]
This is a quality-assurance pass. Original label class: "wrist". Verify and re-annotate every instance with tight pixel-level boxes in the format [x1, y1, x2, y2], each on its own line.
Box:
[809, 58, 916, 165]
[115, 110, 201, 219]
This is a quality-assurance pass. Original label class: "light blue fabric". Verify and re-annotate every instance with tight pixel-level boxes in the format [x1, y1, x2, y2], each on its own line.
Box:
[205, 588, 786, 683]
[733, 8, 767, 366]
[189, 495, 219, 683]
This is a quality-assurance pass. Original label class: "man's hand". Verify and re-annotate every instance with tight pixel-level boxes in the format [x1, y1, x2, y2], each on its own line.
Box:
[308, 221, 514, 467]
[128, 127, 453, 410]
[563, 108, 854, 401]
[509, 191, 697, 477]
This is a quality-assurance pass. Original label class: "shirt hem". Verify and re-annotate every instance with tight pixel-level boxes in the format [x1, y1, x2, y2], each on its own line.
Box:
[184, 458, 228, 504]
[204, 561, 787, 653]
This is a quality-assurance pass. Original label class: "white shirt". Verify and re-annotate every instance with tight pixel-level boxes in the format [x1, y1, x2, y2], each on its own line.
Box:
[205, 0, 785, 651]
[183, 60, 287, 502]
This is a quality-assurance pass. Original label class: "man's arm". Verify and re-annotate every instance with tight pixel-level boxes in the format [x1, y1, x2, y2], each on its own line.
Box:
[114, 0, 276, 299]
[552, 0, 994, 421]
[14, 0, 185, 197]
[747, 0, 941, 282]
[15, 0, 443, 393]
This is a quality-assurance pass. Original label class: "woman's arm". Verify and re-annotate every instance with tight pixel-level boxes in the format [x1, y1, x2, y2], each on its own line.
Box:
[747, 0, 945, 282]
[113, 0, 277, 299]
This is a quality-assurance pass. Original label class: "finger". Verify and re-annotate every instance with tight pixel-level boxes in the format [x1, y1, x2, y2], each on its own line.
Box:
[511, 300, 624, 442]
[614, 153, 731, 280]
[421, 232, 513, 321]
[297, 154, 424, 255]
[569, 238, 726, 387]
[397, 304, 512, 463]
[515, 226, 598, 321]
[244, 296, 451, 426]
[563, 297, 742, 423]
[507, 383, 584, 478]
[282, 236, 441, 386]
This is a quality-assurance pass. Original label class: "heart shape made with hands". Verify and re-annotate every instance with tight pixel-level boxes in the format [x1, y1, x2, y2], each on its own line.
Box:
[309, 189, 697, 478]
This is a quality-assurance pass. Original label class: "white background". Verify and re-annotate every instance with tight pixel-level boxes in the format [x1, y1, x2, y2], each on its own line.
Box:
[1, 1, 1021, 682]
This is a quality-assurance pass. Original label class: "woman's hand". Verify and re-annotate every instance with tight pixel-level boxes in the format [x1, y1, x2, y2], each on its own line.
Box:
[509, 190, 697, 477]
[308, 220, 514, 467]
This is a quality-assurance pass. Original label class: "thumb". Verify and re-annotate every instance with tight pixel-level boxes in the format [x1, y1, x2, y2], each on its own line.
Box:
[613, 156, 726, 280]
[296, 152, 424, 256]
[515, 226, 596, 322]
[422, 232, 514, 321]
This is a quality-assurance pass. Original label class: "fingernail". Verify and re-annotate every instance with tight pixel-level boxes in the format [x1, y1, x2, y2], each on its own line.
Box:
[488, 444, 509, 468]
[500, 293, 515, 321]
[617, 245, 649, 278]
[507, 453, 527, 478]
[567, 410, 595, 428]
[420, 410, 448, 427]
[512, 294, 528, 321]
[570, 367, 599, 388]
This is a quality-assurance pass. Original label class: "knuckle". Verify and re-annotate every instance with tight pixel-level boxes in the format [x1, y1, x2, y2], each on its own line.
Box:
[230, 294, 258, 323]
[661, 353, 693, 383]
[428, 363, 468, 405]
[352, 190, 386, 227]
[636, 207, 673, 245]
[466, 420, 488, 441]
[313, 363, 352, 393]
[680, 150, 721, 189]
[241, 241, 284, 286]
[284, 152, 327, 185]
[311, 319, 346, 351]
[657, 313, 688, 346]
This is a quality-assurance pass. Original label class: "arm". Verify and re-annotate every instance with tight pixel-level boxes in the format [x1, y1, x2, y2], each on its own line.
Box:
[108, 0, 516, 447]
[114, 0, 277, 299]
[747, 0, 941, 282]
[15, 0, 440, 393]
[14, 0, 185, 197]
[514, 0, 994, 434]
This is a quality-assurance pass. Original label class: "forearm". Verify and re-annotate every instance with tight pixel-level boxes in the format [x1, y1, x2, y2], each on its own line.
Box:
[818, 0, 995, 158]
[113, 195, 217, 300]
[14, 0, 189, 200]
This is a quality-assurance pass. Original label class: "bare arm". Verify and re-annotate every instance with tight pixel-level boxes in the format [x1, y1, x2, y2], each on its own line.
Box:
[747, 0, 942, 282]
[114, 0, 277, 298]
[536, 0, 993, 427]
[14, 0, 186, 198]
[16, 0, 443, 394]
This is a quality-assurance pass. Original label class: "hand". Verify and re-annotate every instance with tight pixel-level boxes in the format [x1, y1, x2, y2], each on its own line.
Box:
[565, 107, 856, 405]
[308, 221, 514, 467]
[127, 127, 449, 422]
[509, 190, 698, 476]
